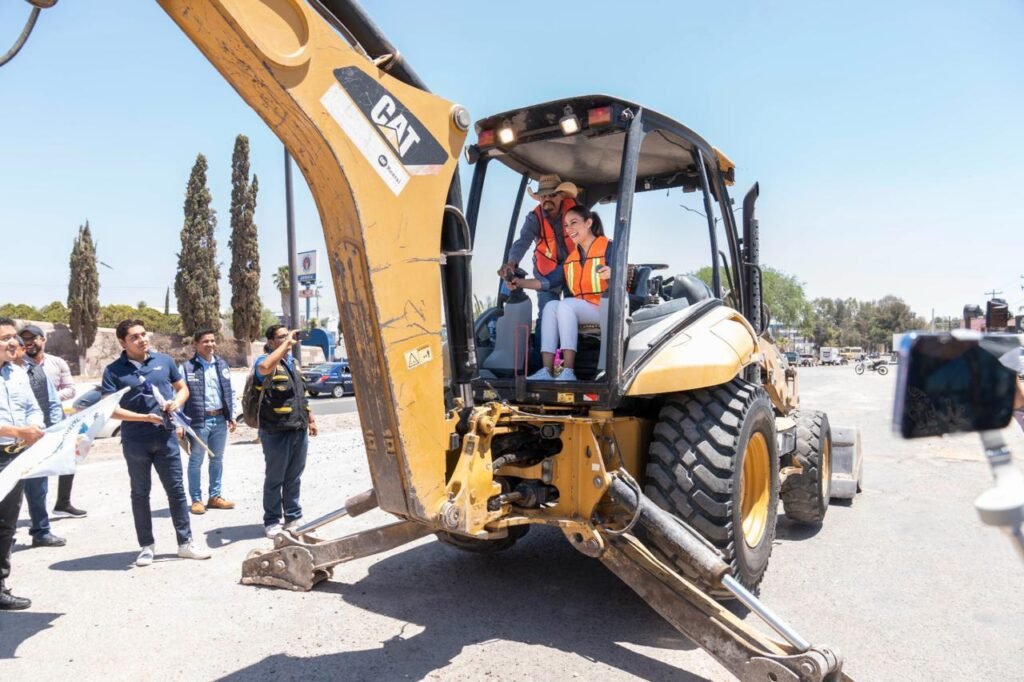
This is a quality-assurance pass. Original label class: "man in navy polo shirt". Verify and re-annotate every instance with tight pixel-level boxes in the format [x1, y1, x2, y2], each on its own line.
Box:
[179, 328, 236, 515]
[101, 319, 210, 567]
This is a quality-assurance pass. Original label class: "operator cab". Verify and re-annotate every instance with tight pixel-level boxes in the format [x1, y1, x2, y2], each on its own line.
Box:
[464, 95, 756, 409]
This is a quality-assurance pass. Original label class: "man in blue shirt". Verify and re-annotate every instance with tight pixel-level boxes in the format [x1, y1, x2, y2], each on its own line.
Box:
[253, 325, 317, 537]
[101, 319, 210, 567]
[13, 335, 67, 548]
[0, 317, 45, 610]
[179, 329, 236, 515]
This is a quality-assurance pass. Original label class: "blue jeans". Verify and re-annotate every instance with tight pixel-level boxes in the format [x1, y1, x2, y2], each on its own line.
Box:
[259, 428, 308, 527]
[24, 477, 51, 540]
[187, 415, 228, 502]
[122, 428, 192, 547]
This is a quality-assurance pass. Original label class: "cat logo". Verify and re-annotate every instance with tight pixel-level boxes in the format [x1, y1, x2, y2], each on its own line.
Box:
[370, 95, 421, 157]
[328, 67, 449, 178]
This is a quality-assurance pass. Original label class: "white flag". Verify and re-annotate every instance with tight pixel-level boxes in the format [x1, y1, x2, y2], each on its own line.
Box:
[0, 388, 128, 499]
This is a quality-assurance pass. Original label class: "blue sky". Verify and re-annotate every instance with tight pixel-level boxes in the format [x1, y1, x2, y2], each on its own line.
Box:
[1, 1, 1022, 322]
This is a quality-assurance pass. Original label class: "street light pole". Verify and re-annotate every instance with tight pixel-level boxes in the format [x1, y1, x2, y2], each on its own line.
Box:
[285, 148, 301, 364]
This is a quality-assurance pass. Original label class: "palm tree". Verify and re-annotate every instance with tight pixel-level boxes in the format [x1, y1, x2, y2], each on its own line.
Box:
[273, 265, 291, 322]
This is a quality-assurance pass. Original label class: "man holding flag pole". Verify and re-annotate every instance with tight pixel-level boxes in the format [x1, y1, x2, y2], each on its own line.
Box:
[101, 319, 210, 567]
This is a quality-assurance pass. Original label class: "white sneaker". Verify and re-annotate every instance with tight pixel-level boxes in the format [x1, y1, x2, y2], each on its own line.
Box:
[136, 545, 155, 567]
[556, 368, 578, 381]
[528, 367, 553, 380]
[264, 524, 283, 538]
[283, 518, 303, 532]
[177, 541, 211, 560]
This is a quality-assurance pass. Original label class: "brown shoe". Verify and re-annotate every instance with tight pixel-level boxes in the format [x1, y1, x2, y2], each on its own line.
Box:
[207, 496, 236, 510]
[190, 501, 206, 515]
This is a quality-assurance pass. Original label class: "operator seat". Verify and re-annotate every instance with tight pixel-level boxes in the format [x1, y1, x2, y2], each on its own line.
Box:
[479, 296, 532, 378]
[670, 274, 712, 303]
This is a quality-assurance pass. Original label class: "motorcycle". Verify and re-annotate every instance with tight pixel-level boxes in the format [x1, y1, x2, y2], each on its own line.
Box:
[855, 358, 889, 375]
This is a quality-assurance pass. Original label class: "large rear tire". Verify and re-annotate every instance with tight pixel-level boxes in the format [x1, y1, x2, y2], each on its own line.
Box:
[644, 378, 779, 595]
[780, 410, 832, 525]
[854, 363, 865, 375]
[876, 364, 888, 376]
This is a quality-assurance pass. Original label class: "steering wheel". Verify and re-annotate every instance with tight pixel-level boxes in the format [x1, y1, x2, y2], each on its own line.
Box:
[636, 263, 669, 272]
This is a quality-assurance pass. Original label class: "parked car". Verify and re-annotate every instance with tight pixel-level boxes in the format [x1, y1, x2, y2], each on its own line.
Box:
[303, 361, 354, 398]
[784, 351, 799, 366]
[799, 354, 817, 367]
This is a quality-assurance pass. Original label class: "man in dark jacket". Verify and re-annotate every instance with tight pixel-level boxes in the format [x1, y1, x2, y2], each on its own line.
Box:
[253, 325, 318, 537]
[179, 329, 236, 515]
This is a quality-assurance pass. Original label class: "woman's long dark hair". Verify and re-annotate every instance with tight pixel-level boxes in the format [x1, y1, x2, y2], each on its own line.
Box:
[566, 204, 605, 237]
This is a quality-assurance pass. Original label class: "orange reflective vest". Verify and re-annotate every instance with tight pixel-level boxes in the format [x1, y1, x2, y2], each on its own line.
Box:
[563, 235, 610, 305]
[531, 198, 577, 276]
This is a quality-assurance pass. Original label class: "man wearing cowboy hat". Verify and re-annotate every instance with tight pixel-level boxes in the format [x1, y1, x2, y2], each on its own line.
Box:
[498, 174, 579, 317]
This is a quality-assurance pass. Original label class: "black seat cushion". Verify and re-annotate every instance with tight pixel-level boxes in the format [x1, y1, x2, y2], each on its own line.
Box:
[670, 274, 712, 303]
[628, 297, 692, 336]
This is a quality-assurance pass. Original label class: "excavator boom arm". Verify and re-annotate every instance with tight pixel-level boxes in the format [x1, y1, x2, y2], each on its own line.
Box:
[159, 0, 466, 523]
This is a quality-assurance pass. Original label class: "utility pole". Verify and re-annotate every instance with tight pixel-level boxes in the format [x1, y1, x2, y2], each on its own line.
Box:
[984, 289, 1002, 300]
[285, 148, 301, 363]
[304, 283, 312, 327]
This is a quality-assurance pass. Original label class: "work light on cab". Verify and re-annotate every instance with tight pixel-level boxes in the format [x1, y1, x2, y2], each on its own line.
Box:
[559, 106, 580, 135]
[496, 122, 515, 146]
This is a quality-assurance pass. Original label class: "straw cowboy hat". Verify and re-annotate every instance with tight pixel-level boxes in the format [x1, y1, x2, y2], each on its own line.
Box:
[527, 174, 579, 201]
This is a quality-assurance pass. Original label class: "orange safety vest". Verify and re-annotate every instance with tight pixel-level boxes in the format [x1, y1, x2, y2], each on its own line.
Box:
[563, 235, 610, 305]
[531, 198, 577, 276]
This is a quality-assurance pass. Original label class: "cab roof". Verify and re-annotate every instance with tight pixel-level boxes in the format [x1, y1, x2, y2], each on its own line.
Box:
[472, 95, 735, 198]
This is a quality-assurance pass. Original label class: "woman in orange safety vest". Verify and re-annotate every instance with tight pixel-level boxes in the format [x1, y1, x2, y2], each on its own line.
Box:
[509, 204, 613, 381]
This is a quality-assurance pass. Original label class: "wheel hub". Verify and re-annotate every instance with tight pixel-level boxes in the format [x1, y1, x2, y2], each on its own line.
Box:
[740, 432, 771, 547]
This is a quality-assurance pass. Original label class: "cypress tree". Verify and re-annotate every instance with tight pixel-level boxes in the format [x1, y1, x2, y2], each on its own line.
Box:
[164, 286, 170, 315]
[67, 221, 100, 371]
[228, 135, 262, 341]
[174, 153, 221, 336]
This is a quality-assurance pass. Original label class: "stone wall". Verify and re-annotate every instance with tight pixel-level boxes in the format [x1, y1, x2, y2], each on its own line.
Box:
[12, 320, 324, 377]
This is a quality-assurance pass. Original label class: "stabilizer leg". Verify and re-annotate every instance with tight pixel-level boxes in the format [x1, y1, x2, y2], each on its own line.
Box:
[241, 520, 432, 591]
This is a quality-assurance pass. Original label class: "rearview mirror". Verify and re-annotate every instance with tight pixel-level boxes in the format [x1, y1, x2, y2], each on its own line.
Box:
[893, 332, 1022, 438]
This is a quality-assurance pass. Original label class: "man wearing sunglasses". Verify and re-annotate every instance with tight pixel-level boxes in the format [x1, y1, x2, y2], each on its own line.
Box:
[252, 325, 318, 538]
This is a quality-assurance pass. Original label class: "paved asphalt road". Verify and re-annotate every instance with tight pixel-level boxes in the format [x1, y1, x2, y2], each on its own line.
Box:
[309, 394, 359, 417]
[3, 367, 1022, 681]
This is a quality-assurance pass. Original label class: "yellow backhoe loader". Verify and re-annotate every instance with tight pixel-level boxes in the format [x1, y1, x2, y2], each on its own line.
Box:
[7, 1, 861, 679]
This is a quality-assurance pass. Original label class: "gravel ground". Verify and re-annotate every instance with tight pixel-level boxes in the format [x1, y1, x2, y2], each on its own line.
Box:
[1, 367, 1021, 681]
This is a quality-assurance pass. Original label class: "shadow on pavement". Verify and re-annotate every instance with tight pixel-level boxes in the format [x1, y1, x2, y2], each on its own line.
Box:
[223, 527, 711, 681]
[204, 523, 265, 548]
[49, 551, 138, 572]
[775, 515, 823, 541]
[0, 611, 62, 659]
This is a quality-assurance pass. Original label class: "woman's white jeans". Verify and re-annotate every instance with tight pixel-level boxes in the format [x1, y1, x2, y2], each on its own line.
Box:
[540, 298, 601, 354]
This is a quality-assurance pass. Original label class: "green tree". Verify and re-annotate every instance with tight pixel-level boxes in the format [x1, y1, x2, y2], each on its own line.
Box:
[260, 307, 280, 334]
[228, 135, 262, 341]
[0, 303, 40, 320]
[273, 264, 291, 322]
[68, 221, 100, 367]
[164, 287, 170, 315]
[99, 304, 182, 335]
[174, 153, 221, 337]
[38, 300, 69, 324]
[692, 265, 809, 329]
